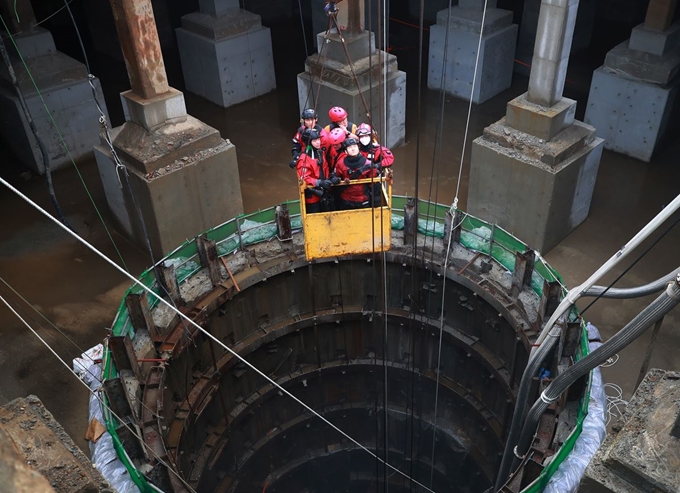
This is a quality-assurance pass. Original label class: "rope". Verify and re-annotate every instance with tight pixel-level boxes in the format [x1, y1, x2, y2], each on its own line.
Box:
[61, 0, 208, 421]
[406, 1, 426, 489]
[0, 275, 170, 435]
[0, 13, 129, 272]
[328, 15, 377, 136]
[0, 292, 199, 493]
[453, 1, 489, 211]
[297, 0, 316, 105]
[429, 2, 490, 489]
[0, 30, 69, 228]
[1, 176, 437, 493]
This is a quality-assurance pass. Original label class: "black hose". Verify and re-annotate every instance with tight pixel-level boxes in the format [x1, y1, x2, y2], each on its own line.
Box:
[0, 30, 70, 228]
[513, 276, 680, 467]
[494, 320, 562, 491]
[584, 267, 680, 299]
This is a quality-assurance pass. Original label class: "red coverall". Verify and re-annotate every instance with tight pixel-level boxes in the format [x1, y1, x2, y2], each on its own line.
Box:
[334, 154, 379, 209]
[296, 149, 330, 213]
[359, 143, 394, 167]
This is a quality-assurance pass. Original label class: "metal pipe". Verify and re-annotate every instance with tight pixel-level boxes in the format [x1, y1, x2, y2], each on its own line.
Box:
[584, 267, 680, 299]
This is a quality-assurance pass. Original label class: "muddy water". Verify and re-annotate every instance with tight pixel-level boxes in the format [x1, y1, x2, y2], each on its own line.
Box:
[1, 17, 680, 463]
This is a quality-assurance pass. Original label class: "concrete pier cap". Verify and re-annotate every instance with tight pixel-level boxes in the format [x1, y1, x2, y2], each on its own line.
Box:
[176, 0, 276, 107]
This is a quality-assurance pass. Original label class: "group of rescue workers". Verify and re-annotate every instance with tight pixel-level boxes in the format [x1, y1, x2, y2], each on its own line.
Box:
[291, 106, 394, 213]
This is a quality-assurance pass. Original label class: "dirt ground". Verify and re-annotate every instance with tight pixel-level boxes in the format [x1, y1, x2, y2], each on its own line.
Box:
[1, 15, 680, 466]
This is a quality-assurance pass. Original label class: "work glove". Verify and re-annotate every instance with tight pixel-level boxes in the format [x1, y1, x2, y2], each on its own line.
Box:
[330, 176, 341, 185]
[316, 179, 333, 189]
[289, 158, 298, 169]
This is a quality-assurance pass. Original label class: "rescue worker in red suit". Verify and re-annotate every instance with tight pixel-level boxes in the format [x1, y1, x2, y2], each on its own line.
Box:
[356, 124, 394, 168]
[290, 108, 324, 168]
[324, 127, 347, 172]
[323, 106, 358, 139]
[296, 128, 339, 213]
[334, 138, 380, 209]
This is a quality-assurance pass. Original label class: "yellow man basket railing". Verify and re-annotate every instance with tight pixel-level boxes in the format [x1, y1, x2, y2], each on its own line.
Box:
[299, 175, 392, 260]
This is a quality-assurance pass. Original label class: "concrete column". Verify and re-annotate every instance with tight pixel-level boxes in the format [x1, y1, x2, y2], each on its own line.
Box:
[0, 0, 110, 175]
[427, 0, 519, 104]
[527, 0, 579, 107]
[645, 0, 677, 31]
[110, 0, 168, 99]
[584, 0, 680, 162]
[467, 0, 603, 254]
[514, 0, 597, 76]
[94, 0, 243, 258]
[175, 0, 276, 108]
[298, 0, 406, 147]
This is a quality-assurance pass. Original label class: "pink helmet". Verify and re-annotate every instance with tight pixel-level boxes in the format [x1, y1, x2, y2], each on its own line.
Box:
[356, 123, 372, 137]
[328, 127, 347, 146]
[328, 106, 348, 123]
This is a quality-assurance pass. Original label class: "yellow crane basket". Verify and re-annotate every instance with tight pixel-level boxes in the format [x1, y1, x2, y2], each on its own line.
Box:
[299, 175, 392, 260]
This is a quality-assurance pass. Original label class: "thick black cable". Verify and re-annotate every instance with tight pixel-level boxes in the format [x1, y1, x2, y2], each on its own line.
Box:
[514, 278, 680, 466]
[580, 213, 680, 315]
[0, 32, 70, 228]
[497, 209, 680, 490]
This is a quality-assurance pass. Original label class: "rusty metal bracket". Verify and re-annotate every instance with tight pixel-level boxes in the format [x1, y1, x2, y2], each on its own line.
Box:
[197, 234, 222, 286]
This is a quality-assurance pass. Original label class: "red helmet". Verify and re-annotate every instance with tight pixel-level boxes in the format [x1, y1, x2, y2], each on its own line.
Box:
[328, 106, 348, 123]
[328, 127, 346, 146]
[356, 123, 372, 137]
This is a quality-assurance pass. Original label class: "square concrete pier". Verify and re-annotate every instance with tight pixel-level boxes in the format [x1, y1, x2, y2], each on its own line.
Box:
[0, 28, 109, 174]
[428, 5, 518, 103]
[468, 93, 603, 254]
[94, 113, 243, 258]
[176, 2, 276, 108]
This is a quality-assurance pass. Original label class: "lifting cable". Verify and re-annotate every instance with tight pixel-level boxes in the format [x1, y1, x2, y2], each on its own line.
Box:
[0, 12, 129, 272]
[296, 0, 316, 105]
[428, 1, 490, 489]
[404, 1, 427, 489]
[0, 292, 200, 493]
[370, 0, 389, 486]
[0, 31, 69, 229]
[1, 176, 438, 493]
